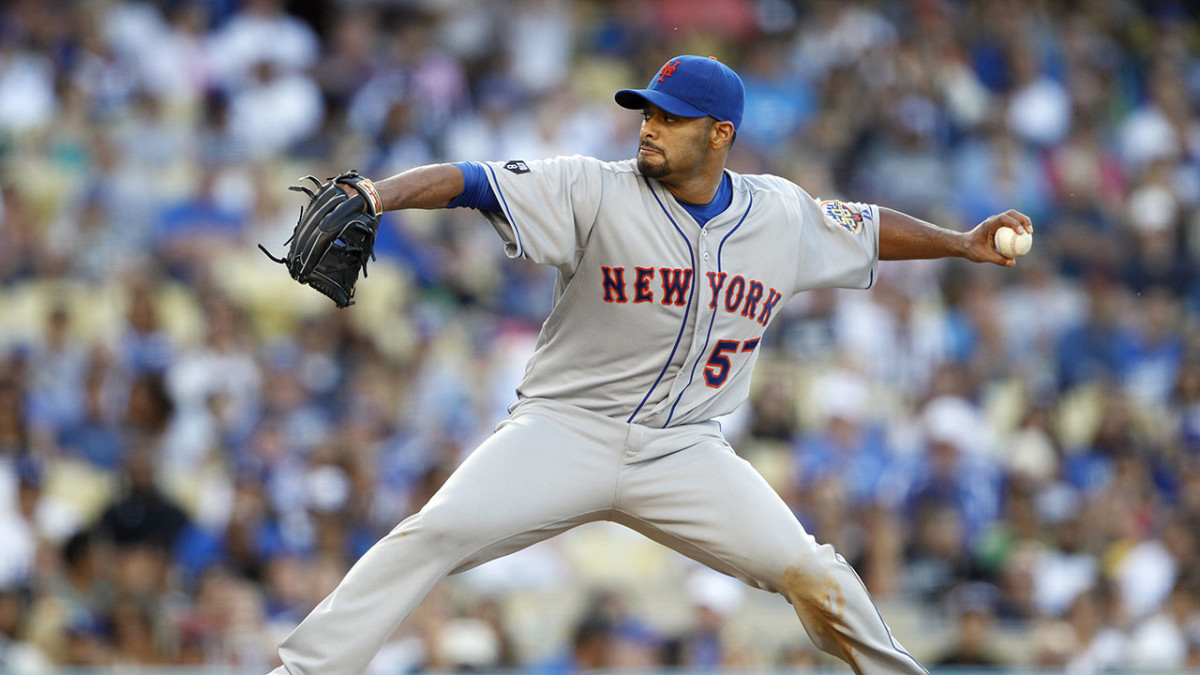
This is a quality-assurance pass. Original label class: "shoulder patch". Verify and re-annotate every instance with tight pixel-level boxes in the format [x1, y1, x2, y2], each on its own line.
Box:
[504, 160, 530, 175]
[821, 200, 865, 234]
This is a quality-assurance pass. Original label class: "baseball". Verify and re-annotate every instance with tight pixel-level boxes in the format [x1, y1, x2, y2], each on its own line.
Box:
[994, 226, 1032, 258]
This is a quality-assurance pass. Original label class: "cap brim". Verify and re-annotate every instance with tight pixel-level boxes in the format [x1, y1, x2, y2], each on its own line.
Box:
[614, 88, 709, 119]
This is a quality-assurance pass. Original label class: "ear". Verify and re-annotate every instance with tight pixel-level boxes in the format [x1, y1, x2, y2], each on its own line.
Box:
[710, 120, 736, 149]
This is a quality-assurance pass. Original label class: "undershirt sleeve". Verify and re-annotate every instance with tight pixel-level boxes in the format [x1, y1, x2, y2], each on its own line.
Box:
[447, 161, 502, 212]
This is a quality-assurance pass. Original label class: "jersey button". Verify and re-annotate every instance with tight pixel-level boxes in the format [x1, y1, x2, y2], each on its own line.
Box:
[703, 252, 710, 260]
[702, 229, 709, 237]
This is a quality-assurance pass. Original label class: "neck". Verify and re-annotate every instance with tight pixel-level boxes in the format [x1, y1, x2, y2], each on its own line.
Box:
[661, 164, 726, 205]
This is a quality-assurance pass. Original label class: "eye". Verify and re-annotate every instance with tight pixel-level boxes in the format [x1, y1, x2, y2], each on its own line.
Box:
[663, 115, 676, 123]
[641, 111, 651, 121]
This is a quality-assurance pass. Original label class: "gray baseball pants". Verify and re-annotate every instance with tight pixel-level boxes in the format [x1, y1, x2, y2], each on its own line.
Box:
[269, 398, 926, 674]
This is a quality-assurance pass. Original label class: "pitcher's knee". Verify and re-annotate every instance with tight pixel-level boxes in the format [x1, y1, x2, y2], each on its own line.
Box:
[777, 546, 927, 674]
[777, 543, 843, 609]
[778, 545, 858, 657]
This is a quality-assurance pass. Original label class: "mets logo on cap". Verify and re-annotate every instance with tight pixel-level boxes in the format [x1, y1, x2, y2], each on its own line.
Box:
[657, 60, 681, 82]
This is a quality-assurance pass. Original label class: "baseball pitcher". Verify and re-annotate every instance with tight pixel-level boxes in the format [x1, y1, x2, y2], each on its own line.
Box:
[265, 55, 1031, 675]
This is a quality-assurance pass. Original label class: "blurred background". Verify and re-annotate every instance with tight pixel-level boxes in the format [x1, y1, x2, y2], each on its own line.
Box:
[1, 0, 1200, 672]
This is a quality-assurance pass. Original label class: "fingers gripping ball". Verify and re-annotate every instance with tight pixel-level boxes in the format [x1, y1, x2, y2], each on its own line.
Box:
[259, 170, 384, 308]
[994, 226, 1032, 259]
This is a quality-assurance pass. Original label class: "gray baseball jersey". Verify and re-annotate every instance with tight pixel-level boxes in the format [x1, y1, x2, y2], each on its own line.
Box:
[270, 157, 927, 675]
[480, 155, 878, 427]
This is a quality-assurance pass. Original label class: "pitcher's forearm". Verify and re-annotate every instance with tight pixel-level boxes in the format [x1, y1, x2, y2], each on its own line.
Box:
[878, 206, 1033, 267]
[878, 207, 968, 260]
[374, 164, 466, 211]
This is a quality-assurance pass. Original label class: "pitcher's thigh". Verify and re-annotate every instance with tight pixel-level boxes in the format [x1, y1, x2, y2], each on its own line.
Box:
[403, 406, 621, 565]
[617, 436, 927, 674]
[616, 439, 820, 592]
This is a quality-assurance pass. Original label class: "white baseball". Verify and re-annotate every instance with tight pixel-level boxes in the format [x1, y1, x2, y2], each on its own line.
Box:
[994, 226, 1032, 258]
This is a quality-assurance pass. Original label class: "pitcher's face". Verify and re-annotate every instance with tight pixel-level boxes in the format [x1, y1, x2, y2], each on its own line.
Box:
[636, 105, 715, 181]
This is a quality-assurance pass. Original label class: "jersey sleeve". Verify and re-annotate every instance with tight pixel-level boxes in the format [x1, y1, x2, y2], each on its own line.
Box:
[478, 155, 604, 270]
[447, 161, 501, 211]
[792, 188, 880, 293]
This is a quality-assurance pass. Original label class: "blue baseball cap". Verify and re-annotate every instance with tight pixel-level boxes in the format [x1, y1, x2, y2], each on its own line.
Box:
[615, 55, 745, 131]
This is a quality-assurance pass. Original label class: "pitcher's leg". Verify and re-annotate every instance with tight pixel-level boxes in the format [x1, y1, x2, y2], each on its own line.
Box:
[616, 428, 926, 675]
[275, 404, 623, 675]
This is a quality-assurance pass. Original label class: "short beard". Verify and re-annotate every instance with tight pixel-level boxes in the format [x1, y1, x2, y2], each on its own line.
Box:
[637, 154, 670, 178]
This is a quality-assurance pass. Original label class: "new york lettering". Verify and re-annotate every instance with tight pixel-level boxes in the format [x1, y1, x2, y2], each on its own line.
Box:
[600, 266, 781, 326]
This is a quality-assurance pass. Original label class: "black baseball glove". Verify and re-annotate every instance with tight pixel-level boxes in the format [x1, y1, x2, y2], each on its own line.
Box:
[259, 170, 384, 308]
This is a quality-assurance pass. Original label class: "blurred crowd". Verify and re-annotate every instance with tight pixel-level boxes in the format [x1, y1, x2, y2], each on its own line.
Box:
[2, 0, 1200, 671]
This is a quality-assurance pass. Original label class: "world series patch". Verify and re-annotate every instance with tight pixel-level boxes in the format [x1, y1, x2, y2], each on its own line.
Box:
[821, 200, 865, 234]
